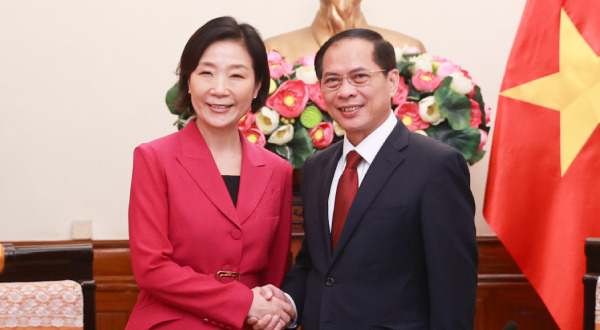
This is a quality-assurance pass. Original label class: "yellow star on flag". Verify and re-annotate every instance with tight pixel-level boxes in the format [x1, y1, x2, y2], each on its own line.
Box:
[500, 9, 600, 176]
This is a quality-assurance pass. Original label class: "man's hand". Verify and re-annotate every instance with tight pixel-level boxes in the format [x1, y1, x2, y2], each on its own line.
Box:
[258, 284, 291, 304]
[246, 287, 293, 330]
[246, 285, 296, 330]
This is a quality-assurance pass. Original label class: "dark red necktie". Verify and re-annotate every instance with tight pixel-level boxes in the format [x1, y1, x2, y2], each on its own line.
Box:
[331, 150, 362, 250]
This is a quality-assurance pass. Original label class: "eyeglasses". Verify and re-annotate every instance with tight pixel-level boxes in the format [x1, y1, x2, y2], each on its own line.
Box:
[320, 69, 387, 91]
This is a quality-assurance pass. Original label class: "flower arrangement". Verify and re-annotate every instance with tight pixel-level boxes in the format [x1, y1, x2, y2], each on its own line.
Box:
[166, 48, 491, 168]
[393, 48, 491, 165]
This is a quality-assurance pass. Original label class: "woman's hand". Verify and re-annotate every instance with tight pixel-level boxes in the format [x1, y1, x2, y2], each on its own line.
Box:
[246, 287, 293, 330]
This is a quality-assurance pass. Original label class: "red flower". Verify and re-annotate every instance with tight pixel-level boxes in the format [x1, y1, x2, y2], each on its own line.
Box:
[478, 129, 488, 151]
[467, 89, 475, 99]
[461, 69, 472, 80]
[268, 51, 293, 80]
[392, 77, 409, 105]
[266, 80, 309, 118]
[484, 105, 492, 124]
[238, 110, 255, 131]
[307, 83, 327, 110]
[411, 69, 442, 92]
[469, 99, 482, 128]
[297, 53, 316, 67]
[308, 122, 334, 148]
[394, 102, 429, 131]
[241, 125, 266, 147]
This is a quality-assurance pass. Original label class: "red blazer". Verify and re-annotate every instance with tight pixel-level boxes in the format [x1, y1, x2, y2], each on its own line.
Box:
[126, 119, 293, 329]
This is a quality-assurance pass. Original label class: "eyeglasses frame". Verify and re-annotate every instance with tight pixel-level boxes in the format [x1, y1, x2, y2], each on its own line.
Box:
[319, 69, 388, 92]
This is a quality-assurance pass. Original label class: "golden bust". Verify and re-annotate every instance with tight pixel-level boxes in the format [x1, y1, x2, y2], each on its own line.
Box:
[264, 0, 426, 62]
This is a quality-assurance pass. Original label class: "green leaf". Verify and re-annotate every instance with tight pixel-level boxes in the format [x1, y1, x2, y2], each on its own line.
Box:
[269, 144, 292, 163]
[166, 83, 180, 115]
[472, 85, 489, 131]
[426, 122, 480, 160]
[288, 124, 314, 169]
[405, 77, 422, 102]
[173, 117, 189, 131]
[434, 77, 472, 130]
[397, 61, 414, 76]
[467, 150, 486, 165]
[279, 75, 290, 83]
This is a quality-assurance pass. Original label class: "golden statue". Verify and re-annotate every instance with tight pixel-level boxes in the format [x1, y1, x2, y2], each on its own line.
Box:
[264, 0, 426, 63]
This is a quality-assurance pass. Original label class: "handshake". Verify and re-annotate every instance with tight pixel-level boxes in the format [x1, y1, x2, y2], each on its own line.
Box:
[246, 285, 296, 330]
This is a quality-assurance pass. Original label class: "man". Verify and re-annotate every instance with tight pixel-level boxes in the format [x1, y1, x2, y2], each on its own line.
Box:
[250, 28, 478, 330]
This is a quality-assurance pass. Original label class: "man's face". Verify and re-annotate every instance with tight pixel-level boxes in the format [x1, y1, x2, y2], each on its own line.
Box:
[320, 38, 399, 145]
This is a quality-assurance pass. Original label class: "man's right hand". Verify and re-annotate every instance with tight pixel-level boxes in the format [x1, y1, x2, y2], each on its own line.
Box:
[246, 285, 296, 330]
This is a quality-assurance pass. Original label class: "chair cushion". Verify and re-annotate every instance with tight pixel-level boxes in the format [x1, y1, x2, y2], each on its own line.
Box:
[0, 280, 83, 329]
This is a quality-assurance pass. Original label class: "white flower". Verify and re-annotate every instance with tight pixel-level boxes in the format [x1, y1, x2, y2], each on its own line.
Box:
[393, 47, 404, 63]
[418, 96, 445, 125]
[409, 53, 433, 74]
[256, 107, 280, 134]
[268, 124, 294, 145]
[333, 121, 345, 137]
[448, 72, 474, 94]
[295, 66, 318, 84]
[414, 129, 428, 136]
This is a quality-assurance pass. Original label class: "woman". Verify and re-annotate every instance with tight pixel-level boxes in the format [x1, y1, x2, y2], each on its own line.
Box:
[126, 17, 293, 329]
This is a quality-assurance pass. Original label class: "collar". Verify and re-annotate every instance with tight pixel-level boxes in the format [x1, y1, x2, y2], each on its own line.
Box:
[341, 111, 397, 165]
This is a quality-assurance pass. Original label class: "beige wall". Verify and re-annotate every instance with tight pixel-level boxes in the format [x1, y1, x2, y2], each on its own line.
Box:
[0, 0, 526, 240]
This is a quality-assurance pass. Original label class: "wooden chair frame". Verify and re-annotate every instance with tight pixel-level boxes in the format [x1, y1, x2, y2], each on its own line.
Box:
[583, 238, 600, 330]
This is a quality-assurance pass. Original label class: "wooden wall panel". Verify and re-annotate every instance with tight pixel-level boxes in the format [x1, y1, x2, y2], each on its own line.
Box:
[93, 241, 138, 330]
[476, 237, 559, 329]
[6, 235, 560, 329]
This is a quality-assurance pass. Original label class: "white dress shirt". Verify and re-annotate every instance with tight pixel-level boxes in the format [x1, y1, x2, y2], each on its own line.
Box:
[327, 111, 397, 231]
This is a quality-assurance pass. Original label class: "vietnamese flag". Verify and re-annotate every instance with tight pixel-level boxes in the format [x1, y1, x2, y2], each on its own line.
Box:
[484, 0, 600, 328]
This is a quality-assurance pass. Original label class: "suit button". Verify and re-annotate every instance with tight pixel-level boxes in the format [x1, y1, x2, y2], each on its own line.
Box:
[231, 229, 242, 240]
[325, 277, 334, 287]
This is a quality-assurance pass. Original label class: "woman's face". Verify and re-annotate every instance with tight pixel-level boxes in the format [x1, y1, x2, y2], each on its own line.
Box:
[189, 40, 260, 132]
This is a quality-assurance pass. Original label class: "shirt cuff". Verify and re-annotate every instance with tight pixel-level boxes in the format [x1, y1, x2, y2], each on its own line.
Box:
[284, 292, 298, 328]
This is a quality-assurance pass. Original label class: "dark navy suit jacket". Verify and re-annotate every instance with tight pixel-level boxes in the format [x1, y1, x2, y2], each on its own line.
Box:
[282, 120, 478, 330]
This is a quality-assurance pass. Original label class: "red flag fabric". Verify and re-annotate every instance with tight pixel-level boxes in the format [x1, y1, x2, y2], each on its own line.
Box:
[484, 0, 600, 328]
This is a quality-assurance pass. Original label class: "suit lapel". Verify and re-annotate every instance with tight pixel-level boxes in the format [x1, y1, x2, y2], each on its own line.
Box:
[176, 121, 240, 228]
[236, 135, 272, 224]
[317, 143, 343, 260]
[331, 122, 409, 261]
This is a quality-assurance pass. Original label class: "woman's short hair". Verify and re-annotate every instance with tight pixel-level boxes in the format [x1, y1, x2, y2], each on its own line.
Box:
[174, 16, 270, 115]
[314, 29, 396, 79]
